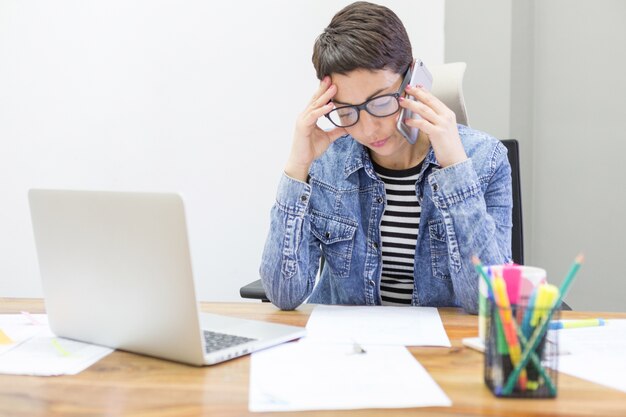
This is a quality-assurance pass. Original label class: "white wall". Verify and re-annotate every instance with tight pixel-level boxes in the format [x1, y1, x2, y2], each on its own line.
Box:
[0, 1, 444, 301]
[445, 0, 531, 247]
[444, 0, 513, 140]
[445, 0, 626, 311]
[531, 1, 626, 312]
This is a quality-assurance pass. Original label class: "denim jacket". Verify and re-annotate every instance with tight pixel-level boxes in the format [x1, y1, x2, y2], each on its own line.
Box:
[260, 125, 512, 313]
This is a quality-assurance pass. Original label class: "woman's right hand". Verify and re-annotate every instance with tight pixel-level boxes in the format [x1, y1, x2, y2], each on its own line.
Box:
[284, 76, 347, 182]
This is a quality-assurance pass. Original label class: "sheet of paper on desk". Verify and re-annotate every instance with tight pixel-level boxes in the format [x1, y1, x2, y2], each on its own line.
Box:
[249, 342, 451, 412]
[305, 305, 451, 346]
[0, 314, 49, 355]
[0, 314, 113, 376]
[551, 319, 626, 393]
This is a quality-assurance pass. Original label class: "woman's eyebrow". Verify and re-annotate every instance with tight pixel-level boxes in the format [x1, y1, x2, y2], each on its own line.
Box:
[332, 86, 390, 106]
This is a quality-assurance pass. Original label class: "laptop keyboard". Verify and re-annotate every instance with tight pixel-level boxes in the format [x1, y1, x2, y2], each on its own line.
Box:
[203, 330, 257, 354]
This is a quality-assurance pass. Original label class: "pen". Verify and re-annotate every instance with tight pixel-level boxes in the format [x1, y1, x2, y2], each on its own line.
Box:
[352, 342, 366, 354]
[549, 318, 605, 330]
[521, 286, 539, 338]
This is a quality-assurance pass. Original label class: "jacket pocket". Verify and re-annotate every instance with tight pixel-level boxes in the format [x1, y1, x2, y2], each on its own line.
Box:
[310, 210, 357, 279]
[428, 219, 451, 281]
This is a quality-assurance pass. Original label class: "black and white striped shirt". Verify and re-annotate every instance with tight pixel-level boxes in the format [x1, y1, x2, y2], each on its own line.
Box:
[372, 160, 423, 306]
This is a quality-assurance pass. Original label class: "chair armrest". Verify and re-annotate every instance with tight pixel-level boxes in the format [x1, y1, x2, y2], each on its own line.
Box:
[239, 279, 270, 302]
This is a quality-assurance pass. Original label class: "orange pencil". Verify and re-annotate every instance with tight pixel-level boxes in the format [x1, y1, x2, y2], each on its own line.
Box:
[493, 272, 527, 391]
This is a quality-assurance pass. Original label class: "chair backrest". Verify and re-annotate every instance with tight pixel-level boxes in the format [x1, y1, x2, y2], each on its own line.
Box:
[430, 62, 470, 126]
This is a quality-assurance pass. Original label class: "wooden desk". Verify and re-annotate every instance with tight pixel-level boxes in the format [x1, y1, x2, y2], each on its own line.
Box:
[1, 299, 624, 417]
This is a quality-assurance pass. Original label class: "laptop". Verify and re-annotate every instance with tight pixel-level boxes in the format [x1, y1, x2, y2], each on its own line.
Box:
[28, 189, 305, 366]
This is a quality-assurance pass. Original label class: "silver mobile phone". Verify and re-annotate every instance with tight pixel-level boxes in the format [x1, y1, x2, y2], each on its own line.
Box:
[396, 59, 433, 144]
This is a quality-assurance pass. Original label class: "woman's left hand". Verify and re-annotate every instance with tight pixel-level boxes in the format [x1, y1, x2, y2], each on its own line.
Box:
[399, 84, 468, 168]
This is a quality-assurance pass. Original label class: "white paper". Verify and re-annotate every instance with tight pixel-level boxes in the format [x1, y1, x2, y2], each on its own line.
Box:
[0, 314, 49, 355]
[305, 305, 450, 346]
[461, 336, 484, 352]
[551, 319, 626, 393]
[249, 341, 451, 412]
[0, 314, 113, 376]
[557, 353, 626, 393]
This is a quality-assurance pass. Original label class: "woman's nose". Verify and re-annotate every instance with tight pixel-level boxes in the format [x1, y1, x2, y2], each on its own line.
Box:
[358, 111, 379, 138]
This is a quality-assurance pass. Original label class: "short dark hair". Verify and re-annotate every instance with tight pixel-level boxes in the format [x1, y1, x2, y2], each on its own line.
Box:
[312, 1, 413, 79]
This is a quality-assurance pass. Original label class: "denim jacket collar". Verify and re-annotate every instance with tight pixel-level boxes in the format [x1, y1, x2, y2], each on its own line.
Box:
[342, 135, 442, 180]
[343, 137, 368, 178]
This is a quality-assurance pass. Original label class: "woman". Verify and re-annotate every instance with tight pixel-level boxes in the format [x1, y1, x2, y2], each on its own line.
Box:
[260, 1, 512, 313]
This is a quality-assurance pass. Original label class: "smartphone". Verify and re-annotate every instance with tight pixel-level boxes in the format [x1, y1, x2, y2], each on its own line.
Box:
[396, 59, 433, 144]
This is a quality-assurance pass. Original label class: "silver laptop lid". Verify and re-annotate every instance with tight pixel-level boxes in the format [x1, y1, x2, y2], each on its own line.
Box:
[29, 189, 208, 365]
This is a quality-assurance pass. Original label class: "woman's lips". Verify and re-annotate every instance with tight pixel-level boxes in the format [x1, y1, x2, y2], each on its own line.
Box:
[370, 137, 389, 148]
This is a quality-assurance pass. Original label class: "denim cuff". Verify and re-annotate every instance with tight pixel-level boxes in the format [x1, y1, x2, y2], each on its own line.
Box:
[428, 158, 481, 208]
[276, 173, 312, 216]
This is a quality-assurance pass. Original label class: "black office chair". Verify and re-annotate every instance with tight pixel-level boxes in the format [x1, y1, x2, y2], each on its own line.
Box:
[502, 139, 523, 265]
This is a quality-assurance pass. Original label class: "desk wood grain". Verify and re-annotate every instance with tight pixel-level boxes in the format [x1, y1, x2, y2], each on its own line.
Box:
[1, 298, 624, 417]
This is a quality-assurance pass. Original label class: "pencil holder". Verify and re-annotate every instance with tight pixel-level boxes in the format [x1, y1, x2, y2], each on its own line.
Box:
[479, 265, 546, 346]
[483, 299, 559, 398]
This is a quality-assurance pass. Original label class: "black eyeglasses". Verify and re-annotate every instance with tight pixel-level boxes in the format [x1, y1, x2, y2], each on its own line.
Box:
[325, 67, 412, 128]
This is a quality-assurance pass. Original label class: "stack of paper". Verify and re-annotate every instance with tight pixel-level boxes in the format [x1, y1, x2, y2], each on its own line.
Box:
[249, 305, 452, 412]
[0, 314, 112, 376]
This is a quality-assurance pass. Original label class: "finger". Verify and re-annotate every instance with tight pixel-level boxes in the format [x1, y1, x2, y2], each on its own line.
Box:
[405, 84, 450, 117]
[310, 76, 331, 103]
[303, 102, 335, 125]
[309, 83, 337, 110]
[404, 116, 434, 136]
[399, 97, 441, 125]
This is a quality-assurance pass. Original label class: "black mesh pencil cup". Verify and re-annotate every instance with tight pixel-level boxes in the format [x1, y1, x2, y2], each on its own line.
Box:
[483, 299, 559, 398]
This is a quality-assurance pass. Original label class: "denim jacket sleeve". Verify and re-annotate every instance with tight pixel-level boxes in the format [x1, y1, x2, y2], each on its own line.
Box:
[259, 173, 321, 310]
[427, 143, 512, 314]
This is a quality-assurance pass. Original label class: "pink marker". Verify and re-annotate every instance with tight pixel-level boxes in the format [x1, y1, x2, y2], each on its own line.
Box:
[502, 265, 522, 305]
